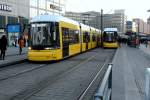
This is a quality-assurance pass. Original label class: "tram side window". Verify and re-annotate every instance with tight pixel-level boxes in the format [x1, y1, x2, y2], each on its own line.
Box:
[50, 22, 60, 47]
[75, 30, 79, 43]
[83, 32, 90, 43]
[92, 33, 96, 42]
[62, 28, 69, 43]
[69, 29, 79, 44]
[103, 32, 107, 41]
[114, 32, 118, 40]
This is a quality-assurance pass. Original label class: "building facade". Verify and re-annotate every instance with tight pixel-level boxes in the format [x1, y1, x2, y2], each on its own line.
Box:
[126, 21, 137, 34]
[103, 10, 126, 34]
[0, 0, 66, 46]
[30, 0, 66, 19]
[65, 11, 99, 27]
[0, 0, 29, 28]
[0, 0, 66, 28]
[65, 9, 126, 34]
[133, 18, 150, 34]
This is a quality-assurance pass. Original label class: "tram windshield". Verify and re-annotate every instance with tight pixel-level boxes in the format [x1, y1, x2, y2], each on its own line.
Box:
[103, 31, 118, 42]
[30, 22, 59, 49]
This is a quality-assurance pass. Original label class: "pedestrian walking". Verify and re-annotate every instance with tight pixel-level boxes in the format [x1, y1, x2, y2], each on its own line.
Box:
[0, 35, 7, 60]
[18, 36, 24, 55]
[0, 38, 1, 57]
[117, 36, 121, 47]
[145, 39, 148, 48]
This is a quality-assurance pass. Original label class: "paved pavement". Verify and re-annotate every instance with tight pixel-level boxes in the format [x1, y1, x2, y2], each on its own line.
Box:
[112, 44, 150, 100]
[0, 47, 28, 67]
[1, 44, 150, 100]
[0, 48, 115, 100]
[6, 47, 28, 56]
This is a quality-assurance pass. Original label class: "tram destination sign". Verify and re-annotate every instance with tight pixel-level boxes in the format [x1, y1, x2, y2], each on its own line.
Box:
[0, 4, 12, 12]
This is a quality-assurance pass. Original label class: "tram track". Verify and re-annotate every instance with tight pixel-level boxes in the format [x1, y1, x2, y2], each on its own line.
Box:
[12, 50, 115, 100]
[0, 48, 116, 100]
[0, 52, 96, 82]
[10, 54, 98, 100]
[78, 60, 108, 100]
[0, 63, 47, 81]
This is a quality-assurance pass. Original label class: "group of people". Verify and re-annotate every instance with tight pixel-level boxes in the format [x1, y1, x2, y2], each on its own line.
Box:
[0, 35, 25, 60]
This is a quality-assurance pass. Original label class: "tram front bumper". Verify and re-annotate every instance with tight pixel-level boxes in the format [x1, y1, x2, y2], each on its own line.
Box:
[28, 50, 61, 61]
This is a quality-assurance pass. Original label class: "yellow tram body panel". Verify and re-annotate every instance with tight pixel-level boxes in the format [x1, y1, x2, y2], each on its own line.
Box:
[82, 43, 86, 52]
[59, 21, 79, 30]
[90, 27, 98, 49]
[103, 42, 118, 48]
[60, 21, 80, 56]
[69, 44, 81, 56]
[91, 42, 97, 48]
[28, 49, 62, 61]
[88, 43, 92, 49]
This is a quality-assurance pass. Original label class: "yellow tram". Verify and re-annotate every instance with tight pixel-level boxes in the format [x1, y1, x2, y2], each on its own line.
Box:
[28, 14, 101, 61]
[102, 28, 118, 48]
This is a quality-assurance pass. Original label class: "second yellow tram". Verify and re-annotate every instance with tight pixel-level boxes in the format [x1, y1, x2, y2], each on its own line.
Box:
[102, 28, 118, 48]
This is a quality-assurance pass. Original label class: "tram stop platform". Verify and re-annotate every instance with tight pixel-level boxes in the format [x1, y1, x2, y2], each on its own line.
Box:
[112, 44, 150, 100]
[0, 47, 27, 67]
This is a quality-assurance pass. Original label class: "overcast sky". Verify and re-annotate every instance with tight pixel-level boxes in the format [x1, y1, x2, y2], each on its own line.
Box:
[65, 0, 150, 21]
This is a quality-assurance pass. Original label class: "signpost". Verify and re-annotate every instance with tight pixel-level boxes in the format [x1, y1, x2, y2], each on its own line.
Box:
[7, 24, 21, 46]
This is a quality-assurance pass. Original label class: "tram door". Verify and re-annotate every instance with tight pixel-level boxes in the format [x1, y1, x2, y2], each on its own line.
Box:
[85, 32, 89, 50]
[62, 28, 69, 57]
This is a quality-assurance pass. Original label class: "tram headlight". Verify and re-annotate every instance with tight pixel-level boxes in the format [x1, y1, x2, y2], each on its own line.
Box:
[28, 47, 32, 50]
[45, 47, 51, 50]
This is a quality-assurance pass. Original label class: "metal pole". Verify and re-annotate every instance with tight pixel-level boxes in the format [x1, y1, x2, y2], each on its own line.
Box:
[145, 68, 150, 100]
[101, 9, 103, 47]
[138, 20, 140, 33]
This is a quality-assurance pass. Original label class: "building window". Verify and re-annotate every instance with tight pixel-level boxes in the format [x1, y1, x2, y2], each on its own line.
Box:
[39, 10, 46, 15]
[60, 0, 65, 5]
[55, 0, 60, 3]
[30, 0, 37, 7]
[8, 16, 18, 24]
[47, 1, 53, 10]
[0, 16, 6, 28]
[30, 8, 37, 18]
[47, 11, 53, 15]
[39, 0, 46, 9]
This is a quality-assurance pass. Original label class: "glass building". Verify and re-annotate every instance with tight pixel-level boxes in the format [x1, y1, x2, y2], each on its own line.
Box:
[0, 0, 66, 28]
[0, 0, 65, 46]
[0, 0, 30, 28]
[30, 0, 66, 19]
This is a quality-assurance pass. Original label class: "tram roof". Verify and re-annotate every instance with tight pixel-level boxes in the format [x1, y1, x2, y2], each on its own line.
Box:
[80, 23, 90, 30]
[104, 28, 118, 32]
[31, 14, 79, 25]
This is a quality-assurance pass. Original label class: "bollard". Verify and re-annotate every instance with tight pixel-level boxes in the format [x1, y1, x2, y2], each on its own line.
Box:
[145, 68, 150, 100]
